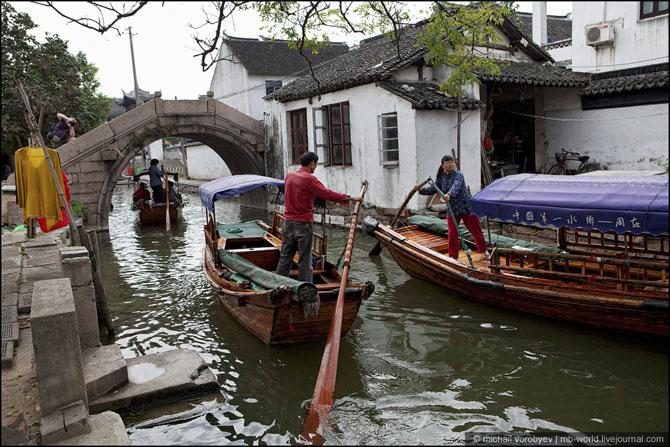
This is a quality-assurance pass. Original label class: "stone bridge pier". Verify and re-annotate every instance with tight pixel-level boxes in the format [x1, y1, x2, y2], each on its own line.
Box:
[58, 97, 268, 230]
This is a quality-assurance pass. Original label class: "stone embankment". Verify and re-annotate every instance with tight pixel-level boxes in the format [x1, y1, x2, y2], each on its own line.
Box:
[1, 227, 219, 445]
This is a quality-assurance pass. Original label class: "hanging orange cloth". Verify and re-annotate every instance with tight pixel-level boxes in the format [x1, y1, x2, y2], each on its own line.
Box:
[36, 171, 70, 233]
[14, 147, 66, 228]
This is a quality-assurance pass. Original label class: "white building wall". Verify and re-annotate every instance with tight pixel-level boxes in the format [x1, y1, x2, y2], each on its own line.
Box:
[572, 2, 669, 73]
[147, 140, 163, 161]
[268, 83, 427, 209]
[185, 145, 232, 180]
[267, 81, 485, 210]
[546, 44, 572, 64]
[542, 87, 669, 171]
[209, 45, 252, 115]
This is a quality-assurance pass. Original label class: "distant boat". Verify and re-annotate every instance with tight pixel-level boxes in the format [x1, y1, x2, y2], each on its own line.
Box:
[131, 171, 183, 226]
[365, 174, 668, 339]
[198, 174, 374, 344]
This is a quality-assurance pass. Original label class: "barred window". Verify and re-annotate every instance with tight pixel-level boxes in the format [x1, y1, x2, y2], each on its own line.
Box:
[378, 112, 399, 165]
[265, 80, 283, 95]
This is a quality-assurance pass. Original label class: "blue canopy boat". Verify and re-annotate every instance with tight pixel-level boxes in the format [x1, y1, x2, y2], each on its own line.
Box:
[199, 175, 374, 344]
[365, 174, 668, 339]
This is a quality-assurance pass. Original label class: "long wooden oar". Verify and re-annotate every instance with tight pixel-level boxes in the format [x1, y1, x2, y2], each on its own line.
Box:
[165, 173, 171, 231]
[301, 180, 368, 444]
[427, 177, 473, 267]
[369, 178, 429, 256]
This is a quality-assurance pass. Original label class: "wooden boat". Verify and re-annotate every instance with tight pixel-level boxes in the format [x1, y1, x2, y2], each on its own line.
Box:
[365, 174, 669, 339]
[199, 174, 374, 344]
[131, 171, 183, 226]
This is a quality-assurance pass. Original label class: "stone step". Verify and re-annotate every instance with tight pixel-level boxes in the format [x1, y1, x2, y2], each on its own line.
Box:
[82, 344, 128, 402]
[40, 400, 91, 445]
[1, 305, 17, 323]
[89, 349, 219, 414]
[52, 411, 129, 445]
[1, 340, 14, 368]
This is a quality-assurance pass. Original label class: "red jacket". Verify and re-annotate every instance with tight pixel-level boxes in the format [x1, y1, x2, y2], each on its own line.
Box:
[284, 167, 348, 222]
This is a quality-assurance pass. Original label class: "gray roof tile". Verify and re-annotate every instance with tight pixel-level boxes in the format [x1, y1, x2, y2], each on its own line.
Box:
[224, 36, 349, 76]
[378, 80, 481, 110]
[513, 12, 572, 44]
[582, 63, 668, 96]
[477, 60, 590, 87]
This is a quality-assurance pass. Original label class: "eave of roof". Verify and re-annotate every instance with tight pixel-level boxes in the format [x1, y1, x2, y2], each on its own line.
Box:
[377, 80, 481, 110]
[477, 59, 590, 88]
[581, 63, 669, 96]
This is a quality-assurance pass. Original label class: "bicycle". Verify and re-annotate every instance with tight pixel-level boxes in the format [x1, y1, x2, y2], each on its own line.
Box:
[547, 148, 601, 175]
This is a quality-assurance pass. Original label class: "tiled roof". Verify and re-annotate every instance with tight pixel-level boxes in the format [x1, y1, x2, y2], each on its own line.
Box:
[543, 39, 572, 50]
[223, 36, 349, 76]
[512, 12, 572, 44]
[582, 63, 669, 96]
[269, 15, 555, 103]
[477, 59, 590, 87]
[377, 80, 481, 110]
[268, 25, 429, 102]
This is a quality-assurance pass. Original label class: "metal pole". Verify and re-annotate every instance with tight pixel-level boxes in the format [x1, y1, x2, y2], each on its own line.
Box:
[17, 81, 81, 245]
[128, 26, 147, 169]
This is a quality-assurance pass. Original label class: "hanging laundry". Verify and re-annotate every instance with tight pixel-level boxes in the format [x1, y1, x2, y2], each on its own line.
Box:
[14, 147, 66, 228]
[36, 171, 70, 233]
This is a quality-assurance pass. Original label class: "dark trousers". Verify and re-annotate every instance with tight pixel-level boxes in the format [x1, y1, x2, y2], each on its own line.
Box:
[152, 185, 165, 203]
[276, 220, 313, 283]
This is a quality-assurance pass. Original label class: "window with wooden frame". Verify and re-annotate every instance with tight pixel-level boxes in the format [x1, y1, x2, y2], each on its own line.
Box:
[324, 102, 352, 166]
[312, 107, 330, 165]
[378, 112, 399, 165]
[289, 108, 308, 164]
[640, 0, 668, 19]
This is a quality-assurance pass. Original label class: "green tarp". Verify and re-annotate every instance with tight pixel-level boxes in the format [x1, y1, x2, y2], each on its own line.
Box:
[217, 220, 268, 239]
[408, 215, 562, 254]
[217, 249, 319, 315]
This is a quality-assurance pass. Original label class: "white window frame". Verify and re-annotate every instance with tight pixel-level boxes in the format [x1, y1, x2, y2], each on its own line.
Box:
[312, 106, 330, 166]
[378, 112, 399, 166]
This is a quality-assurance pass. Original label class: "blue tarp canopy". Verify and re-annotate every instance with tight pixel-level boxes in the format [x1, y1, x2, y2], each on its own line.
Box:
[198, 174, 284, 212]
[471, 174, 668, 236]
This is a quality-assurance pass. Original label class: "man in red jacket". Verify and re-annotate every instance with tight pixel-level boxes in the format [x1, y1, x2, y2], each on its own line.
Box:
[276, 151, 361, 283]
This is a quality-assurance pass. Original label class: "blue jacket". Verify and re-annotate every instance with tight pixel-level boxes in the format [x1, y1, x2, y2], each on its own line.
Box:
[148, 164, 164, 188]
[419, 170, 472, 219]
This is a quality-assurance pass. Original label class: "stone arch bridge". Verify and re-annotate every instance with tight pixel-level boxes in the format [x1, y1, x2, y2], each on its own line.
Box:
[58, 97, 271, 230]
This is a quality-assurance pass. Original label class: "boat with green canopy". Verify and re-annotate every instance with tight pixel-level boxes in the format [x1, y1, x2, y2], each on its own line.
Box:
[365, 174, 668, 339]
[199, 174, 374, 344]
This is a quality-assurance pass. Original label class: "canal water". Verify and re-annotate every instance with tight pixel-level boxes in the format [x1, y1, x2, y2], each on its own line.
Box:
[98, 185, 668, 445]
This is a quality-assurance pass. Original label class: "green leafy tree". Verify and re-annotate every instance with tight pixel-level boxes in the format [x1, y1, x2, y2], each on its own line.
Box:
[1, 2, 111, 158]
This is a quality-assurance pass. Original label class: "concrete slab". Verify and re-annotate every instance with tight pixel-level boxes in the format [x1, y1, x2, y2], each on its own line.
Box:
[1, 229, 27, 246]
[22, 249, 62, 268]
[62, 257, 93, 288]
[52, 411, 129, 445]
[40, 401, 91, 445]
[1, 292, 18, 308]
[59, 246, 89, 260]
[31, 278, 88, 415]
[1, 340, 13, 368]
[22, 238, 58, 250]
[89, 349, 219, 414]
[2, 305, 17, 323]
[83, 345, 128, 401]
[21, 264, 63, 284]
[1, 273, 20, 294]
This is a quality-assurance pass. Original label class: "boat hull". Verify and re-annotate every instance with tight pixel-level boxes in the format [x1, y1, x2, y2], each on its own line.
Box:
[138, 205, 181, 225]
[373, 224, 668, 339]
[203, 248, 370, 344]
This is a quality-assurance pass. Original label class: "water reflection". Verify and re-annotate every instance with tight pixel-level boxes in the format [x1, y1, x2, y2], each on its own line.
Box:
[99, 186, 668, 445]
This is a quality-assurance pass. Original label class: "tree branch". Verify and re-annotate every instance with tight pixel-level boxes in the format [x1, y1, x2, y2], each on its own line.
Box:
[31, 1, 149, 35]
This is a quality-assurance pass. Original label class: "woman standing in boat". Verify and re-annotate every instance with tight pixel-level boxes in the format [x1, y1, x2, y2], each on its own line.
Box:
[419, 154, 488, 260]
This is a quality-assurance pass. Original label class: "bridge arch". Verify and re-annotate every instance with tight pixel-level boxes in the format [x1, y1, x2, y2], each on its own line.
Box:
[58, 98, 267, 230]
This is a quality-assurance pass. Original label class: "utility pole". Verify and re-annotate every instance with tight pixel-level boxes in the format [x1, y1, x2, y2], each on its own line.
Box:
[127, 26, 146, 168]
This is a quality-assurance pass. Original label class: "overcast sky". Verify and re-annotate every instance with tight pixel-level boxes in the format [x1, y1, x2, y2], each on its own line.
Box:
[10, 1, 572, 100]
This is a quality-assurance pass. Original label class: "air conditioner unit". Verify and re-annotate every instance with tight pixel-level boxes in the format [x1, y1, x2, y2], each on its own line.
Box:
[585, 23, 615, 46]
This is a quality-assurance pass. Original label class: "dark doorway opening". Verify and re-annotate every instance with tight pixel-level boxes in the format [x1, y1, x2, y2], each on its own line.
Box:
[488, 97, 535, 178]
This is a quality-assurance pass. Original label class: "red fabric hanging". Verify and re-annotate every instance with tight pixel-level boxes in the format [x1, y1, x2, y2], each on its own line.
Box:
[37, 171, 70, 233]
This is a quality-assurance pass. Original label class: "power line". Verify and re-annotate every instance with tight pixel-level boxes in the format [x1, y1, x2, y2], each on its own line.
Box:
[562, 56, 668, 69]
[498, 109, 668, 122]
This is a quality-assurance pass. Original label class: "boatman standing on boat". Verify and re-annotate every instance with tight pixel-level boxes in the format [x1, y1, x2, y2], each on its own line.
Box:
[419, 154, 488, 260]
[148, 158, 165, 202]
[276, 151, 362, 283]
